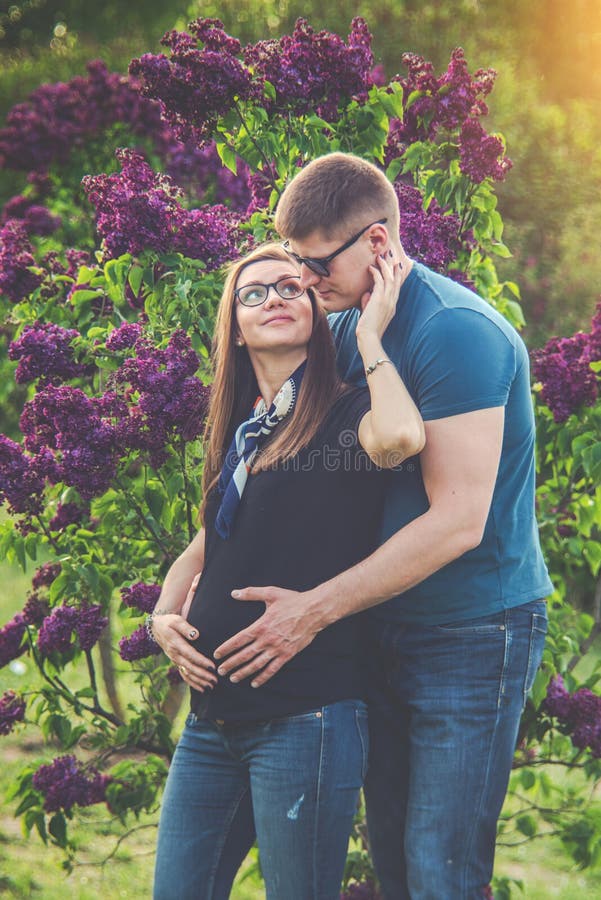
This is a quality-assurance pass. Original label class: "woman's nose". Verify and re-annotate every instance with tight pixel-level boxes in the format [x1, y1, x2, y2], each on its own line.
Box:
[263, 286, 285, 307]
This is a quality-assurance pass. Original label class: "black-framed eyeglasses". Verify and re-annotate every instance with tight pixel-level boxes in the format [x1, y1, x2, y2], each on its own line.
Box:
[282, 217, 388, 277]
[233, 276, 306, 307]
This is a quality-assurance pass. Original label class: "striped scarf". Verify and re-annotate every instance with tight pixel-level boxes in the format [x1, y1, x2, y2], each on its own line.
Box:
[214, 360, 306, 539]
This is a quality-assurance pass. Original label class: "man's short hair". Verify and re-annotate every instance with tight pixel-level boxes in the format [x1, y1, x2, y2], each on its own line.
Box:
[274, 152, 400, 241]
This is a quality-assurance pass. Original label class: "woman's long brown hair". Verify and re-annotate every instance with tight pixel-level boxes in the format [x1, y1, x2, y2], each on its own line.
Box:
[199, 243, 345, 524]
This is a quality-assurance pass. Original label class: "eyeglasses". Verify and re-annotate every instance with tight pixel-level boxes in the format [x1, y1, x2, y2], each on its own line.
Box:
[234, 276, 305, 307]
[282, 218, 388, 277]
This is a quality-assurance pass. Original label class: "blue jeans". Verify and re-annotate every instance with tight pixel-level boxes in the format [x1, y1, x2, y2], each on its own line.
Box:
[363, 599, 547, 900]
[153, 698, 369, 900]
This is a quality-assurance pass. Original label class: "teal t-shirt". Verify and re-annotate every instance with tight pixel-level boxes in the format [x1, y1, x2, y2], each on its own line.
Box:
[329, 261, 553, 625]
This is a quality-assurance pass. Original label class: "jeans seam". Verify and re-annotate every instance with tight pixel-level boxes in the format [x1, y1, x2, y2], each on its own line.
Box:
[355, 708, 369, 782]
[460, 611, 509, 896]
[311, 707, 326, 899]
[523, 614, 546, 708]
[206, 784, 251, 898]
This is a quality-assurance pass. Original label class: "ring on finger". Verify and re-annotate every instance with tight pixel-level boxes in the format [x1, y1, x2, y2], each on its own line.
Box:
[178, 664, 188, 675]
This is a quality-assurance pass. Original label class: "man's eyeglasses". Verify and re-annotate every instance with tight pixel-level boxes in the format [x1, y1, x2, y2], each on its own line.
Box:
[234, 276, 305, 307]
[282, 218, 388, 277]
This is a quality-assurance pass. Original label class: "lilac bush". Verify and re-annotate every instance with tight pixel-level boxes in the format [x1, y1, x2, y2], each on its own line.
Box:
[82, 148, 243, 263]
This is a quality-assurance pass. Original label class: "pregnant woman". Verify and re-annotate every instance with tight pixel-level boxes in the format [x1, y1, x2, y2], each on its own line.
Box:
[149, 240, 424, 900]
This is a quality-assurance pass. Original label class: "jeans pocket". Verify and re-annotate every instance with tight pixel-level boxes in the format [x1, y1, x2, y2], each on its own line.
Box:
[522, 613, 548, 707]
[434, 612, 506, 636]
[354, 707, 370, 781]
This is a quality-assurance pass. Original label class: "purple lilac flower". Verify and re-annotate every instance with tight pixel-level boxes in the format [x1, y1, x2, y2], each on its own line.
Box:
[106, 322, 144, 351]
[244, 17, 373, 121]
[459, 118, 512, 183]
[76, 604, 108, 652]
[544, 675, 601, 758]
[384, 49, 509, 183]
[0, 60, 169, 173]
[394, 182, 466, 273]
[8, 321, 88, 385]
[19, 385, 120, 499]
[32, 754, 110, 813]
[172, 204, 242, 266]
[0, 614, 27, 668]
[120, 583, 161, 615]
[531, 328, 600, 423]
[130, 19, 256, 144]
[37, 605, 79, 656]
[32, 562, 62, 590]
[119, 624, 162, 661]
[392, 48, 496, 144]
[110, 329, 210, 466]
[82, 148, 183, 259]
[49, 501, 88, 531]
[22, 593, 50, 626]
[0, 435, 54, 516]
[0, 220, 44, 303]
[370, 64, 387, 87]
[0, 691, 26, 735]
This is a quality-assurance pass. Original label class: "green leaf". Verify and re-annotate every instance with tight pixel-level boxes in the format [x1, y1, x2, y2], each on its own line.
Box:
[263, 80, 276, 102]
[516, 814, 537, 837]
[582, 442, 601, 481]
[519, 768, 536, 790]
[49, 812, 67, 848]
[583, 541, 601, 577]
[128, 266, 144, 298]
[385, 158, 404, 183]
[215, 142, 237, 175]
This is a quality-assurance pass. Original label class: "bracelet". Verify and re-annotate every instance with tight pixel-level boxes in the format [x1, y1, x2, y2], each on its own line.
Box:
[145, 608, 170, 644]
[365, 357, 393, 377]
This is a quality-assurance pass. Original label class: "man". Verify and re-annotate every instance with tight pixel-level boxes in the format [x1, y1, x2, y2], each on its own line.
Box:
[212, 152, 553, 899]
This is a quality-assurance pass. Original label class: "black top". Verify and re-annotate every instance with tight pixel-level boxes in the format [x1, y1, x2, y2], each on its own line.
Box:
[187, 386, 388, 723]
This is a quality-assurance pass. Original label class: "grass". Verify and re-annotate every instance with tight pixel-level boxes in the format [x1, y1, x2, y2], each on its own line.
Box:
[1, 509, 600, 898]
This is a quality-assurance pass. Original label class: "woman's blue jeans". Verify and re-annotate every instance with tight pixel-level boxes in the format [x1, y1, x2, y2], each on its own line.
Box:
[363, 598, 548, 900]
[153, 698, 368, 900]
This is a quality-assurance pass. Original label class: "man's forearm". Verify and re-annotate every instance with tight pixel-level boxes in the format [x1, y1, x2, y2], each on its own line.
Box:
[307, 508, 480, 629]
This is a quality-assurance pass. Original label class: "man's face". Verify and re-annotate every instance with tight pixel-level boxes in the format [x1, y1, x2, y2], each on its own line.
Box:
[287, 222, 386, 313]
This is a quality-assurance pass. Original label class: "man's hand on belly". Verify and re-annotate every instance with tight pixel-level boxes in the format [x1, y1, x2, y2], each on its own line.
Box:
[214, 586, 323, 687]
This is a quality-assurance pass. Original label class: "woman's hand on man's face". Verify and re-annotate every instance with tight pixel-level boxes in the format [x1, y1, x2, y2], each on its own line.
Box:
[355, 251, 403, 343]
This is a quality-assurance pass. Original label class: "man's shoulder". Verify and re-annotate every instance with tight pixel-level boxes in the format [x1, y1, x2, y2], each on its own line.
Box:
[409, 263, 523, 348]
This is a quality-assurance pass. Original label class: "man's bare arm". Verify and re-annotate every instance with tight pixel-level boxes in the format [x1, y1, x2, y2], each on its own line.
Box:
[213, 406, 505, 686]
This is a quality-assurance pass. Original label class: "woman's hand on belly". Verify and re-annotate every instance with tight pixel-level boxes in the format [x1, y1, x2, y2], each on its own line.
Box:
[152, 611, 217, 692]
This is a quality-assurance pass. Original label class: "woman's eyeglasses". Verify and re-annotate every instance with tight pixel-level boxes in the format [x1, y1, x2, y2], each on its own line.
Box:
[234, 276, 305, 307]
[282, 218, 388, 277]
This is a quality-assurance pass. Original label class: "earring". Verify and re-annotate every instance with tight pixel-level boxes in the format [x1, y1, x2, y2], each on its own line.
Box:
[235, 339, 244, 347]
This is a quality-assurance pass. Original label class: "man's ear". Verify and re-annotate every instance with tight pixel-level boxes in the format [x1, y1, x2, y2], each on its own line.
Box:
[368, 222, 389, 256]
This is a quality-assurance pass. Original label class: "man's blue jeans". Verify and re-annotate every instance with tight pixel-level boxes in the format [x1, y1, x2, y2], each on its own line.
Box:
[153, 698, 368, 900]
[363, 599, 548, 900]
